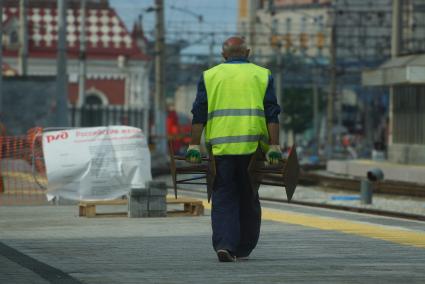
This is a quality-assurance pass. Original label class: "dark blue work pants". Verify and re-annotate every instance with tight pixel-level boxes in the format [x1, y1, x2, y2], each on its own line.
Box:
[211, 154, 261, 257]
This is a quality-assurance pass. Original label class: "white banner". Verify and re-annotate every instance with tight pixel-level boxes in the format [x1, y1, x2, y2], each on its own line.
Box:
[42, 126, 152, 201]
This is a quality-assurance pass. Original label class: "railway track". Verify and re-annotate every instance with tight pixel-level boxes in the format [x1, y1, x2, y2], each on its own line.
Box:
[298, 171, 425, 197]
[262, 197, 425, 222]
[176, 187, 425, 222]
[155, 164, 425, 198]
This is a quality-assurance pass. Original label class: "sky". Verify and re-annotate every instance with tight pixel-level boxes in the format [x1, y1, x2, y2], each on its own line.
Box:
[109, 0, 238, 56]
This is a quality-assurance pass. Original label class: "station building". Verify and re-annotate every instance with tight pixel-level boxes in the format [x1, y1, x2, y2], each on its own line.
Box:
[2, 0, 150, 108]
[363, 54, 425, 165]
[329, 0, 425, 185]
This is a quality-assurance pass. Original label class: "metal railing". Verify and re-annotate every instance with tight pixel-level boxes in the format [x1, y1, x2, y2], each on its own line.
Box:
[69, 105, 148, 131]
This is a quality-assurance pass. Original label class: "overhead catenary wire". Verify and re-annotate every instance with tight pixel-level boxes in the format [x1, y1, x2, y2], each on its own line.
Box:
[111, 0, 425, 60]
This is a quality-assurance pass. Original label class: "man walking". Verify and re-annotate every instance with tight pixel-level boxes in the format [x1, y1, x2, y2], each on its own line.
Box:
[186, 36, 282, 262]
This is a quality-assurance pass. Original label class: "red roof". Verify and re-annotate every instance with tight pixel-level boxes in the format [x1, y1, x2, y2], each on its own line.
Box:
[2, 1, 149, 60]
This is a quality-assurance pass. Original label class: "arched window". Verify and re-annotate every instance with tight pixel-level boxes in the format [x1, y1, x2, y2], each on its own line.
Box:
[81, 93, 104, 127]
[82, 88, 109, 106]
[10, 30, 18, 45]
[84, 94, 102, 105]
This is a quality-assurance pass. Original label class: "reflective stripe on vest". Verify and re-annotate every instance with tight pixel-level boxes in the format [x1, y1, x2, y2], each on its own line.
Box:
[204, 63, 270, 155]
[209, 134, 268, 146]
[207, 108, 265, 121]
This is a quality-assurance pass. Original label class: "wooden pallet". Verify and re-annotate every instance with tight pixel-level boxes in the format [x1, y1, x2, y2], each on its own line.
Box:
[167, 197, 204, 217]
[79, 199, 127, 217]
[78, 197, 204, 218]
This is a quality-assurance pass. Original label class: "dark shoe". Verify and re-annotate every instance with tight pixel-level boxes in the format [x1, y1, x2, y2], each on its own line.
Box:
[216, 249, 235, 262]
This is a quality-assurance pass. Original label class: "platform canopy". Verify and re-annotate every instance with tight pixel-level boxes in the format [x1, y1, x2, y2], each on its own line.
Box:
[362, 54, 425, 86]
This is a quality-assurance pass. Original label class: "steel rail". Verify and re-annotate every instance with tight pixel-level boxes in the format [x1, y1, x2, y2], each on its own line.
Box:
[175, 187, 425, 222]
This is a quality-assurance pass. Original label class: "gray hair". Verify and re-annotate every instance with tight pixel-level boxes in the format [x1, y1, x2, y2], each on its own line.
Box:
[222, 39, 248, 57]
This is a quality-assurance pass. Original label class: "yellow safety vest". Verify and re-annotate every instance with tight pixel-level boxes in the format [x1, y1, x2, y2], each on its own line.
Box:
[204, 62, 270, 155]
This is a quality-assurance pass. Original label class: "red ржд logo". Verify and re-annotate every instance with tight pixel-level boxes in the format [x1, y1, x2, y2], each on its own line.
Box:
[46, 132, 69, 143]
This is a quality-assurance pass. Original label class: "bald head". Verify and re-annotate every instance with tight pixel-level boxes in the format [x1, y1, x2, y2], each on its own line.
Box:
[222, 36, 250, 60]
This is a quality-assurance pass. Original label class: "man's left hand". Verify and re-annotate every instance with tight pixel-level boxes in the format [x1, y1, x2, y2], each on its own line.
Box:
[185, 144, 202, 164]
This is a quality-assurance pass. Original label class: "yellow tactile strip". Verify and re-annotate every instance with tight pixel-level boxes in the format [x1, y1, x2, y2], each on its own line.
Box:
[200, 200, 425, 249]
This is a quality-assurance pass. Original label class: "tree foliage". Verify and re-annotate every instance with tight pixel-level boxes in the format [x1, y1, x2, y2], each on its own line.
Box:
[280, 88, 322, 136]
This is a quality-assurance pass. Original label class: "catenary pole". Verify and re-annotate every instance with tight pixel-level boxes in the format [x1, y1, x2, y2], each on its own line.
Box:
[0, 0, 3, 114]
[154, 0, 166, 153]
[18, 0, 28, 76]
[275, 46, 285, 145]
[391, 0, 402, 58]
[77, 0, 87, 107]
[326, 8, 337, 159]
[313, 67, 319, 155]
[248, 0, 256, 56]
[269, 0, 285, 146]
[388, 0, 402, 147]
[56, 0, 69, 126]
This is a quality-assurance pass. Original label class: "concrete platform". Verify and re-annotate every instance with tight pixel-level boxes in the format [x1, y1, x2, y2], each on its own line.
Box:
[327, 159, 425, 184]
[1, 197, 425, 283]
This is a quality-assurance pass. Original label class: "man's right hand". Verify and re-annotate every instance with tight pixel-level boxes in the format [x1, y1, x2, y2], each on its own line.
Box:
[185, 144, 201, 163]
[266, 145, 283, 165]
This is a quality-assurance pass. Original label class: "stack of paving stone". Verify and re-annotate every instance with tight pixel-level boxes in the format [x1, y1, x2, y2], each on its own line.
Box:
[128, 181, 167, 217]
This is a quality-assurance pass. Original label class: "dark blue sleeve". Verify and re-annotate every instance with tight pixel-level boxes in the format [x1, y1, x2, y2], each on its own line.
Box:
[264, 75, 281, 123]
[191, 74, 208, 125]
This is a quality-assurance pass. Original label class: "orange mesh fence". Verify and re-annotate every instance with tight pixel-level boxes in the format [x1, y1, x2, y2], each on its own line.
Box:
[0, 128, 48, 205]
[0, 128, 190, 205]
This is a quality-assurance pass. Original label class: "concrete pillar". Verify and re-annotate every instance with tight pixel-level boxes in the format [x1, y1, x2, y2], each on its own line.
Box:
[360, 179, 373, 204]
